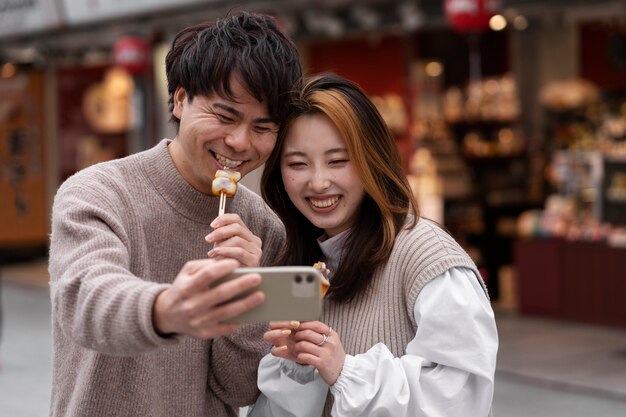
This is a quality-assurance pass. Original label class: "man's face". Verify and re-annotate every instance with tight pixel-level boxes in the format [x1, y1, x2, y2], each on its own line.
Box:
[168, 75, 278, 194]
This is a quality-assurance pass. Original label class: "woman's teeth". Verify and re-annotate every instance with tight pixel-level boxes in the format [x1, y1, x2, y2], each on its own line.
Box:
[310, 196, 339, 208]
[215, 153, 243, 168]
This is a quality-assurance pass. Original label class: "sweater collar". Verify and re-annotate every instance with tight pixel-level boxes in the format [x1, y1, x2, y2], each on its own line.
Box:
[142, 139, 220, 224]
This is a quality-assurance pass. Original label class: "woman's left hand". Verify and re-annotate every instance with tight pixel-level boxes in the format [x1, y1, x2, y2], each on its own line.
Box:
[290, 321, 346, 386]
[205, 213, 263, 267]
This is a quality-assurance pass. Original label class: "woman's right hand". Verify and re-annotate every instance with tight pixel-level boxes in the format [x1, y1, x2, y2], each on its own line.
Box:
[265, 320, 346, 386]
[264, 321, 303, 362]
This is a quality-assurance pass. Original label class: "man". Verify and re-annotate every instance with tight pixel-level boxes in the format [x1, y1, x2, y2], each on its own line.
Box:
[48, 12, 302, 417]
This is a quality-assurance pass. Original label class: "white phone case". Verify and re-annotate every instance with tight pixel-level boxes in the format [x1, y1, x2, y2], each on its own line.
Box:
[214, 266, 323, 323]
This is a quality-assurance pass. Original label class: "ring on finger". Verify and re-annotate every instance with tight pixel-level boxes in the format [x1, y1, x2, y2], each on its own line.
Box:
[317, 333, 329, 346]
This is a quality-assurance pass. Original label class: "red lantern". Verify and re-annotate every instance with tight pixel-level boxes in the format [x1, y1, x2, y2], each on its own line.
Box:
[444, 0, 500, 32]
[113, 36, 151, 75]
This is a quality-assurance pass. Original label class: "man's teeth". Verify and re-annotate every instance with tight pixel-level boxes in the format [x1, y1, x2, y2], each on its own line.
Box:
[215, 153, 243, 168]
[310, 196, 339, 208]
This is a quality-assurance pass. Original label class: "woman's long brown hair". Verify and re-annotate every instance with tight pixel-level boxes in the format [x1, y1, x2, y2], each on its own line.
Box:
[261, 73, 418, 302]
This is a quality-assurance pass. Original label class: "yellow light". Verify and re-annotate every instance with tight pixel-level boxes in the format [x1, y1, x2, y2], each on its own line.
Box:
[425, 61, 443, 78]
[1, 63, 16, 78]
[489, 15, 507, 31]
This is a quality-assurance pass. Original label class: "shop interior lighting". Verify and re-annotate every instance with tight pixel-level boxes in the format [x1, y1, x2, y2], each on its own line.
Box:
[425, 61, 443, 78]
[513, 15, 528, 31]
[1, 63, 16, 79]
[349, 5, 380, 30]
[398, 1, 423, 31]
[303, 10, 344, 38]
[489, 14, 507, 31]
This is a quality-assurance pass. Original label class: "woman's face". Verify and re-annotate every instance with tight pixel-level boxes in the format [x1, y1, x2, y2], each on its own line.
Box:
[280, 113, 365, 237]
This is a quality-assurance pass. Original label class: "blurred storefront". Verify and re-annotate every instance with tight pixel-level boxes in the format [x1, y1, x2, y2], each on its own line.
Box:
[1, 0, 626, 319]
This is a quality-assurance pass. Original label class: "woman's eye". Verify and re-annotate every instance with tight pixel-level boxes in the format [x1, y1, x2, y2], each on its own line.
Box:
[287, 162, 306, 168]
[329, 159, 348, 165]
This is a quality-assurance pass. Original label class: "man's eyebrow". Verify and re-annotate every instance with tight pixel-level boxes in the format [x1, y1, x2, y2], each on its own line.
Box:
[213, 103, 243, 118]
[213, 103, 274, 124]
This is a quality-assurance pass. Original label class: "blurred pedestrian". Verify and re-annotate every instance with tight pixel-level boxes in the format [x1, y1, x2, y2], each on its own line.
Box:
[249, 73, 498, 417]
[48, 12, 301, 417]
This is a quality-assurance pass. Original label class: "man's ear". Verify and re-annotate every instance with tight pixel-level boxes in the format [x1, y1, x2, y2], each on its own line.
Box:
[172, 87, 187, 119]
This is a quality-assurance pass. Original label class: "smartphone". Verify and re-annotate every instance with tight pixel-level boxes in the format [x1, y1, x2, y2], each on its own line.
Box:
[213, 266, 323, 323]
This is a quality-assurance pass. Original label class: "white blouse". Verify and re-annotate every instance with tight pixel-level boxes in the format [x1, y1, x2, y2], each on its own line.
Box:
[248, 266, 498, 417]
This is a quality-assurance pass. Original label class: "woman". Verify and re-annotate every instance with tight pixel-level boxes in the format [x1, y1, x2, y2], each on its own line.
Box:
[250, 73, 498, 417]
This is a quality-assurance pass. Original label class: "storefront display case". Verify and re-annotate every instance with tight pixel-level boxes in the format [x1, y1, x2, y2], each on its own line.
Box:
[515, 238, 626, 329]
[601, 156, 626, 225]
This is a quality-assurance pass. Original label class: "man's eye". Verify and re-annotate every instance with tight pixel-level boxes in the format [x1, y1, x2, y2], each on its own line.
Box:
[217, 114, 234, 123]
[254, 125, 277, 134]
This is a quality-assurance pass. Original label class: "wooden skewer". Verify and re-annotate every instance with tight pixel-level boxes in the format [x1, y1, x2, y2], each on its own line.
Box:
[218, 192, 226, 216]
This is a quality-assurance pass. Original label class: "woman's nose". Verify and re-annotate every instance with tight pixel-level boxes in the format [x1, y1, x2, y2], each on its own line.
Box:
[308, 169, 331, 191]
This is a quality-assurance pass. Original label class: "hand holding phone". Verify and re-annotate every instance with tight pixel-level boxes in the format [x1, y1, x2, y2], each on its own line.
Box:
[213, 266, 323, 323]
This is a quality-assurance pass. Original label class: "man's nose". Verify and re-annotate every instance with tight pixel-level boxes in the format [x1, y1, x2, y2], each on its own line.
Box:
[224, 125, 252, 152]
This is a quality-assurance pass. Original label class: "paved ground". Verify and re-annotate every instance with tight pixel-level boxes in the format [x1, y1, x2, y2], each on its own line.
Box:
[1, 259, 626, 417]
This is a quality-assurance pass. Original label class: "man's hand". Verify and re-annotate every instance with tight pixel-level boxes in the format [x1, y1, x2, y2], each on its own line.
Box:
[153, 258, 264, 338]
[205, 214, 262, 267]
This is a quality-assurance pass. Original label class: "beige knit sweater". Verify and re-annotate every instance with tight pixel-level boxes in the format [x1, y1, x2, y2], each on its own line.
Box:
[48, 139, 285, 417]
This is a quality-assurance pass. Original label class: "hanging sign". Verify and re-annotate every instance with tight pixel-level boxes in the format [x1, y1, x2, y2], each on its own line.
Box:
[62, 0, 210, 24]
[444, 0, 500, 32]
[0, 0, 62, 39]
[113, 36, 151, 75]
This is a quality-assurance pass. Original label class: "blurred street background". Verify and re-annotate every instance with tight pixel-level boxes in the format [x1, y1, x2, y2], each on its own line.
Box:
[2, 0, 626, 416]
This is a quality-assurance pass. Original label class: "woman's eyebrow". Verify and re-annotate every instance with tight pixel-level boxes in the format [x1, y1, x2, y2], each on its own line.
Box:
[282, 150, 307, 158]
[325, 148, 347, 155]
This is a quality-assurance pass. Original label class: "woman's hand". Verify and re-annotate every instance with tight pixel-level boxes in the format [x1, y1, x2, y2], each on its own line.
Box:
[265, 320, 346, 386]
[205, 213, 263, 267]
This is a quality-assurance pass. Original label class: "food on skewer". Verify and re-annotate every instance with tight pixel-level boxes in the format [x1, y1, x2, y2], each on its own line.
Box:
[313, 261, 332, 297]
[212, 170, 241, 216]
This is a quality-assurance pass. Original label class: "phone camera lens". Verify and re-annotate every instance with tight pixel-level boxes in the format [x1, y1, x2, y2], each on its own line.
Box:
[306, 275, 314, 283]
[294, 275, 303, 283]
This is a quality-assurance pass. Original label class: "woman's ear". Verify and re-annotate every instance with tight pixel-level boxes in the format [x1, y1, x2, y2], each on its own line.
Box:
[172, 87, 187, 119]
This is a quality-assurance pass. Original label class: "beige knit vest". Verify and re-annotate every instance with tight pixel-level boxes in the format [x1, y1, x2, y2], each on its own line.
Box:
[319, 219, 486, 416]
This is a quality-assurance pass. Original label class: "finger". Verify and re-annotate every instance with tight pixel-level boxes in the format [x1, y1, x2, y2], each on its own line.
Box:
[264, 328, 293, 345]
[210, 213, 243, 229]
[294, 329, 326, 345]
[208, 290, 266, 323]
[294, 321, 329, 335]
[269, 321, 297, 330]
[180, 258, 218, 275]
[185, 258, 240, 290]
[202, 273, 262, 308]
[208, 246, 259, 267]
[270, 345, 291, 358]
[206, 222, 259, 245]
[270, 320, 301, 330]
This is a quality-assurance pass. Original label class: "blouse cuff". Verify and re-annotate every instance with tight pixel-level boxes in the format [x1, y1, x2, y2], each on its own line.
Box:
[280, 358, 318, 384]
[330, 354, 358, 395]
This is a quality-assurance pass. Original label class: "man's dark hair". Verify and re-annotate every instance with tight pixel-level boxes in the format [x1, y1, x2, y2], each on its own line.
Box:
[165, 12, 302, 129]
